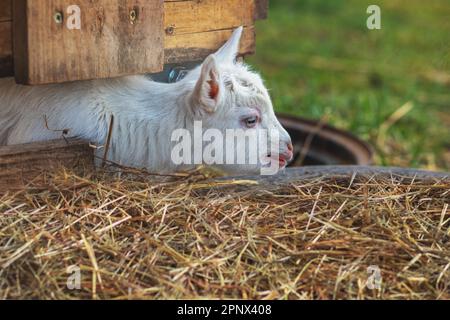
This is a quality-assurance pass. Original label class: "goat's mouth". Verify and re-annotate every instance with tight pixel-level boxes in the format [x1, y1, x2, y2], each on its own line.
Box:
[265, 156, 289, 170]
[267, 151, 293, 169]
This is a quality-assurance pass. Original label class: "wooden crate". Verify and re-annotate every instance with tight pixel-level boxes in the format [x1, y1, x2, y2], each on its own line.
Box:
[0, 0, 268, 84]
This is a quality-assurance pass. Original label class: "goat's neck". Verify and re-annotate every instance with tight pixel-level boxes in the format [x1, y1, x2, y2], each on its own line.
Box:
[99, 76, 194, 171]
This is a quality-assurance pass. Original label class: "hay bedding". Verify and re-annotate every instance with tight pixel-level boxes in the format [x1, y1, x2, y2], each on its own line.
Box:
[0, 168, 449, 300]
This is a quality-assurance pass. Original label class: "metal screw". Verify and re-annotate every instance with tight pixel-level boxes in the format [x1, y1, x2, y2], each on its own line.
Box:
[165, 26, 175, 36]
[129, 9, 137, 24]
[168, 67, 188, 83]
[54, 11, 63, 24]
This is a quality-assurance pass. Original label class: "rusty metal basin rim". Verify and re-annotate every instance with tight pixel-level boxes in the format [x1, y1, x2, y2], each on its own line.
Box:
[277, 114, 374, 166]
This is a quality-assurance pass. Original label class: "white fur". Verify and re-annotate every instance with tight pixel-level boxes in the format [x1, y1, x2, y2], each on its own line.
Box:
[0, 27, 292, 174]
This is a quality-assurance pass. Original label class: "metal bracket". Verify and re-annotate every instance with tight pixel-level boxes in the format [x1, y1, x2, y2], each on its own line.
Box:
[149, 62, 201, 83]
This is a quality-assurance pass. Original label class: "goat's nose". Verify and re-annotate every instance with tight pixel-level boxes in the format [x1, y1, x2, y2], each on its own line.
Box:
[282, 142, 294, 162]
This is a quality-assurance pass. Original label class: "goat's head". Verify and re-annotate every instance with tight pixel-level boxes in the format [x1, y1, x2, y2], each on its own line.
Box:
[178, 27, 293, 175]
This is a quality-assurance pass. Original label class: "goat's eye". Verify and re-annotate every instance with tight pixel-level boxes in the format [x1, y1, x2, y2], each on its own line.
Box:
[244, 115, 259, 128]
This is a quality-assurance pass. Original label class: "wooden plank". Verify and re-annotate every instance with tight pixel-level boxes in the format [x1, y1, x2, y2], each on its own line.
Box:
[0, 21, 12, 77]
[163, 0, 256, 63]
[216, 166, 450, 190]
[0, 0, 11, 22]
[164, 0, 255, 35]
[0, 138, 94, 192]
[254, 0, 269, 20]
[13, 0, 165, 84]
[165, 26, 255, 64]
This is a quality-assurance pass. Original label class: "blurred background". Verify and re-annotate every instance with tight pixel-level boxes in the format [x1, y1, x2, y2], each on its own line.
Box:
[248, 0, 450, 171]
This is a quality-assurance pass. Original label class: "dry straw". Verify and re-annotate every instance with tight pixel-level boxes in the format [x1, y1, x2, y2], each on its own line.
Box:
[0, 167, 449, 299]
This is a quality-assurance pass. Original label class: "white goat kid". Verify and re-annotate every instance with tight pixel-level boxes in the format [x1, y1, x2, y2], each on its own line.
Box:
[0, 27, 292, 175]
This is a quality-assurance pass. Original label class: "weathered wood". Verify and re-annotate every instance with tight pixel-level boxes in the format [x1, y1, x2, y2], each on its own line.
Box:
[0, 0, 267, 83]
[0, 0, 13, 77]
[164, 0, 255, 35]
[13, 0, 165, 84]
[163, 0, 256, 63]
[0, 138, 94, 192]
[202, 165, 449, 195]
[254, 0, 269, 20]
[165, 26, 255, 64]
[0, 21, 12, 77]
[0, 0, 11, 22]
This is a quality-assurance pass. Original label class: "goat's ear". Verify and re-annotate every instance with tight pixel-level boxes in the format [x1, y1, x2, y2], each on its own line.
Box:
[214, 26, 243, 64]
[191, 55, 223, 113]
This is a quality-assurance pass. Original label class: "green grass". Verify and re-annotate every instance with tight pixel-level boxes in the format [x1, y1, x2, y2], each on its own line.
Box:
[247, 0, 450, 170]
